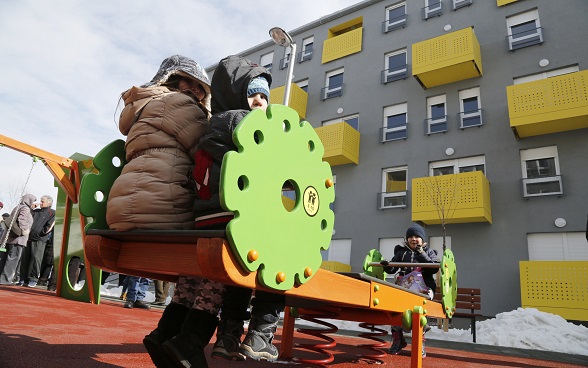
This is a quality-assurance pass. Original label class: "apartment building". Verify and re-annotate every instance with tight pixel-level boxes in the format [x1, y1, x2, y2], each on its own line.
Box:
[208, 0, 588, 319]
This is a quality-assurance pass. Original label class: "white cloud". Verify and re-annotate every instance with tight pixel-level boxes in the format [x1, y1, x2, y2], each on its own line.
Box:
[0, 0, 360, 209]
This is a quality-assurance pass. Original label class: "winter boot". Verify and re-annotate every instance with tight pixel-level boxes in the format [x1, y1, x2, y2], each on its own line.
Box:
[238, 317, 279, 361]
[143, 302, 190, 368]
[388, 326, 407, 354]
[162, 309, 219, 368]
[211, 319, 245, 361]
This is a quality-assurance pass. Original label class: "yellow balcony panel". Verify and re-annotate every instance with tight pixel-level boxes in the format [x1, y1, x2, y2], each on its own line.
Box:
[322, 27, 363, 64]
[321, 261, 352, 273]
[412, 27, 482, 89]
[270, 83, 308, 120]
[520, 261, 588, 321]
[507, 70, 588, 139]
[315, 122, 360, 166]
[411, 171, 492, 225]
[497, 0, 518, 6]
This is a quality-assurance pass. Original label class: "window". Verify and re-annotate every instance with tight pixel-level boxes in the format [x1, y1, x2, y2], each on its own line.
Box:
[383, 2, 407, 33]
[382, 103, 407, 141]
[330, 174, 336, 211]
[507, 9, 543, 51]
[379, 237, 404, 281]
[321, 239, 351, 265]
[296, 79, 309, 93]
[458, 87, 482, 128]
[322, 68, 344, 100]
[379, 166, 408, 209]
[299, 36, 314, 62]
[323, 114, 359, 131]
[528, 233, 588, 261]
[426, 95, 447, 134]
[520, 146, 563, 197]
[382, 49, 408, 83]
[514, 65, 579, 84]
[452, 0, 473, 10]
[280, 46, 291, 70]
[430, 156, 485, 176]
[423, 0, 442, 19]
[260, 52, 274, 73]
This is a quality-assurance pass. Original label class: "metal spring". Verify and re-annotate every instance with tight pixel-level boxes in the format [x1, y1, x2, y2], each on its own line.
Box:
[292, 310, 339, 367]
[356, 323, 389, 364]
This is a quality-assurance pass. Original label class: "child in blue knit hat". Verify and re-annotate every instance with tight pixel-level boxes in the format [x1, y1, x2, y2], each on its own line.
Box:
[381, 223, 439, 358]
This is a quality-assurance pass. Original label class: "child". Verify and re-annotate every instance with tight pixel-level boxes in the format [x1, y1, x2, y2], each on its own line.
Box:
[382, 223, 439, 358]
[153, 55, 284, 367]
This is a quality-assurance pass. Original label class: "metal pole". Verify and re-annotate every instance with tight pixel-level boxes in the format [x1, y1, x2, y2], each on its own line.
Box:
[283, 42, 297, 106]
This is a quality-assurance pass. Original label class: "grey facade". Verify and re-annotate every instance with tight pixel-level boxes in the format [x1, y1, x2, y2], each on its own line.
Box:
[209, 0, 588, 318]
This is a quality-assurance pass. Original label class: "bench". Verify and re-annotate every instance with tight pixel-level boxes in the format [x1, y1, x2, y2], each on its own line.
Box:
[433, 287, 482, 342]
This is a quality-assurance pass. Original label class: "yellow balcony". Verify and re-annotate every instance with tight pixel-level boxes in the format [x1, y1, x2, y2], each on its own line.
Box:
[322, 18, 363, 64]
[520, 261, 588, 321]
[315, 122, 360, 166]
[497, 0, 518, 6]
[269, 83, 308, 120]
[411, 171, 492, 225]
[321, 261, 352, 273]
[507, 70, 588, 139]
[412, 27, 482, 89]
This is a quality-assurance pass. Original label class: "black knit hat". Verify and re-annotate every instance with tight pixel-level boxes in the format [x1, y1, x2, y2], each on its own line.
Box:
[406, 223, 426, 240]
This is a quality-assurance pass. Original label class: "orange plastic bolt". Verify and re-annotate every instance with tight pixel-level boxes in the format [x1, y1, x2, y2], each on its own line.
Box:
[247, 250, 259, 262]
[304, 267, 313, 278]
[276, 272, 286, 283]
[325, 178, 333, 188]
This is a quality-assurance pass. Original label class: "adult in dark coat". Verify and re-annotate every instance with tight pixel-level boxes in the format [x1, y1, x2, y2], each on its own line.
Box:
[19, 195, 55, 287]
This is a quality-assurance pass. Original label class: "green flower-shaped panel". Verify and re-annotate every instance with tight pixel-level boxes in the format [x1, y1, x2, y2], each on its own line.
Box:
[220, 104, 335, 291]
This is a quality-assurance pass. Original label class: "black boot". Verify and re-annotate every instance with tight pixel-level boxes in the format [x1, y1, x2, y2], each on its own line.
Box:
[143, 302, 190, 368]
[211, 319, 245, 361]
[162, 309, 219, 368]
[238, 316, 279, 361]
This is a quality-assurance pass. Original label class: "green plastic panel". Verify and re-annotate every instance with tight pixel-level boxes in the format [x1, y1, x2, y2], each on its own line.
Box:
[363, 249, 385, 280]
[221, 105, 335, 291]
[439, 248, 457, 318]
[78, 140, 126, 231]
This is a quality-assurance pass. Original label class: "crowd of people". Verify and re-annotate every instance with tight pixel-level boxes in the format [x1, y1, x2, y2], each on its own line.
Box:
[0, 194, 56, 290]
[0, 53, 439, 367]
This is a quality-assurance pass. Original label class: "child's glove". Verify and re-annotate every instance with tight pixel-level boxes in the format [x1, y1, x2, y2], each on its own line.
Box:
[380, 260, 389, 267]
[415, 245, 424, 253]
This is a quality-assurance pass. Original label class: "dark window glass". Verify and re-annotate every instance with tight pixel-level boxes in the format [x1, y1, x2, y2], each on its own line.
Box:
[431, 103, 445, 120]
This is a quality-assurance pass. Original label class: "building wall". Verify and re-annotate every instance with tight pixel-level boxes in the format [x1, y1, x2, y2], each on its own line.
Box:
[211, 0, 588, 317]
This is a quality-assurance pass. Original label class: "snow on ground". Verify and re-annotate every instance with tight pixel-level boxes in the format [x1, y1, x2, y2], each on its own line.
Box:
[100, 284, 588, 357]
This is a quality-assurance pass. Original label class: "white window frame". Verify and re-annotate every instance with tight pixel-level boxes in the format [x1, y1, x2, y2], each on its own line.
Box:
[323, 68, 344, 100]
[514, 65, 580, 85]
[423, 0, 442, 19]
[384, 2, 407, 33]
[459, 87, 482, 129]
[280, 46, 291, 70]
[426, 95, 447, 134]
[382, 103, 408, 142]
[380, 166, 408, 209]
[429, 156, 486, 176]
[429, 236, 451, 261]
[452, 0, 472, 11]
[383, 49, 408, 84]
[296, 78, 309, 92]
[520, 146, 563, 198]
[260, 52, 274, 73]
[323, 113, 359, 131]
[379, 237, 404, 281]
[300, 36, 314, 62]
[506, 9, 543, 51]
[323, 239, 352, 265]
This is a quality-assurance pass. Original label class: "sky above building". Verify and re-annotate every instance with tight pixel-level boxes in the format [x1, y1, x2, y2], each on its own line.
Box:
[0, 0, 361, 210]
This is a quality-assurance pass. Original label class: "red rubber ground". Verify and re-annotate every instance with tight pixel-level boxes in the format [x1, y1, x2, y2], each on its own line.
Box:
[0, 286, 585, 368]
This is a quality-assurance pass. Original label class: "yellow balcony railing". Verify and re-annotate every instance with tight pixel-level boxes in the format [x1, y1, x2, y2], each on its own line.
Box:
[270, 83, 308, 120]
[322, 27, 363, 64]
[497, 0, 518, 6]
[320, 261, 352, 273]
[315, 122, 360, 166]
[412, 27, 482, 89]
[520, 261, 588, 321]
[507, 70, 588, 139]
[411, 171, 492, 225]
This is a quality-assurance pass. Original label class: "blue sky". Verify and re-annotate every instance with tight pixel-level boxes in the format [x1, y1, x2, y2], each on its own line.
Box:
[0, 0, 360, 210]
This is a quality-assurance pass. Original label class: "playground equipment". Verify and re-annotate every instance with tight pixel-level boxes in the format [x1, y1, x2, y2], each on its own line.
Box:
[0, 134, 99, 303]
[78, 105, 457, 367]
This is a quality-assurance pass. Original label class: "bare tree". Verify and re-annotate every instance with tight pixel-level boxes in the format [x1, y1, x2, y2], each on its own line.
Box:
[421, 174, 461, 251]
